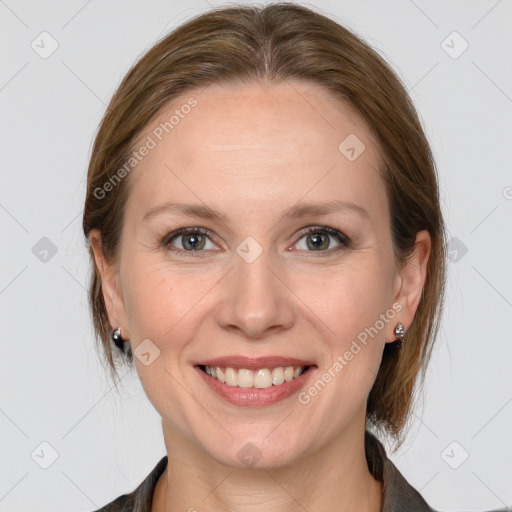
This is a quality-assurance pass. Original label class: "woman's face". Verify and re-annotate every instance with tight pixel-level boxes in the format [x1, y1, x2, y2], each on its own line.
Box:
[91, 80, 428, 469]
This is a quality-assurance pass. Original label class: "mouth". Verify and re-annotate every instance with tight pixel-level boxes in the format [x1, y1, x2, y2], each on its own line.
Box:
[194, 356, 317, 407]
[197, 364, 312, 388]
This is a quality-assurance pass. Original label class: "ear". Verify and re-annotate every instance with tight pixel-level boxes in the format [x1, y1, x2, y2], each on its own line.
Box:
[88, 229, 130, 339]
[387, 230, 431, 343]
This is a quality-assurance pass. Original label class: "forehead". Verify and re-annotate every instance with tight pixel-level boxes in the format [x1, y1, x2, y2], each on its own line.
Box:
[126, 80, 387, 224]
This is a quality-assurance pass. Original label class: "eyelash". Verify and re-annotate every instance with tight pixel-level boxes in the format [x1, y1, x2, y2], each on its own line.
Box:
[161, 225, 351, 257]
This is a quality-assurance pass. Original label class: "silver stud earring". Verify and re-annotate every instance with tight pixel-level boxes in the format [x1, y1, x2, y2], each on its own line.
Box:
[112, 327, 124, 350]
[394, 322, 406, 342]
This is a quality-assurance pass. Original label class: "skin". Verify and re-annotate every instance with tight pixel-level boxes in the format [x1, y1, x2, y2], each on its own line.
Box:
[90, 79, 430, 512]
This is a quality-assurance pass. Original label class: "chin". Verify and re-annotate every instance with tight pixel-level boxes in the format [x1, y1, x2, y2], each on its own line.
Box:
[195, 429, 305, 471]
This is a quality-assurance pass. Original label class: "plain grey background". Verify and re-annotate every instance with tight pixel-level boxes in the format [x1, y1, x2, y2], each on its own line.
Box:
[1, 0, 511, 511]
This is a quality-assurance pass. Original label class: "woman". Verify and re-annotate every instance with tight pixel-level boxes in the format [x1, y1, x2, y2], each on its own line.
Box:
[82, 3, 500, 511]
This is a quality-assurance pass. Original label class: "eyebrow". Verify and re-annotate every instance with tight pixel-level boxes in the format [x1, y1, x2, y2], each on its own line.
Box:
[141, 199, 370, 224]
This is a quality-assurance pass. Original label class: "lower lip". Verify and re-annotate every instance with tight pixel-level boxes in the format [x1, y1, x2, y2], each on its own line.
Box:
[195, 366, 315, 407]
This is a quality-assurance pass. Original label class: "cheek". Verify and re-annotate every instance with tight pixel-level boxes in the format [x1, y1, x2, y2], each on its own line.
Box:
[297, 258, 394, 345]
[121, 261, 203, 427]
[124, 275, 170, 336]
[122, 258, 185, 342]
[121, 256, 219, 353]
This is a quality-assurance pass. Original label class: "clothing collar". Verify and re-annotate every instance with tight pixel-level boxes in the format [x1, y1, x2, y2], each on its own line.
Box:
[365, 429, 434, 511]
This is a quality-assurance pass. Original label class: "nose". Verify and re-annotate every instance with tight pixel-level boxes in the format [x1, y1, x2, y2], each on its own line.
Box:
[215, 245, 296, 340]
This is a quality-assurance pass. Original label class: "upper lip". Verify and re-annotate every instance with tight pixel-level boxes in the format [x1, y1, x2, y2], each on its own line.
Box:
[196, 356, 317, 370]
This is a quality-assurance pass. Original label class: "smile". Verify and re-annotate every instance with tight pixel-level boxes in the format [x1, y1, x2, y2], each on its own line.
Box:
[194, 356, 317, 407]
[200, 365, 308, 388]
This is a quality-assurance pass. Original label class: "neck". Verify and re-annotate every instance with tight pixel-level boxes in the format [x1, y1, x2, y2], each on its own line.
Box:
[153, 422, 383, 512]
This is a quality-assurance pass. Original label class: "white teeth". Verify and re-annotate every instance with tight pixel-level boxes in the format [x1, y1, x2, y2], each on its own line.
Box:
[203, 365, 307, 388]
[238, 369, 253, 388]
[272, 367, 284, 385]
[215, 366, 225, 383]
[254, 369, 272, 389]
[225, 367, 237, 387]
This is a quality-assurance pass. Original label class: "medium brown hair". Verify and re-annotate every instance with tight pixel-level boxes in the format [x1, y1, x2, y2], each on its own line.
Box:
[82, 2, 446, 448]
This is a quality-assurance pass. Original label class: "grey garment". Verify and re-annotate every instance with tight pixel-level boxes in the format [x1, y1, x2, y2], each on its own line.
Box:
[91, 431, 502, 512]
